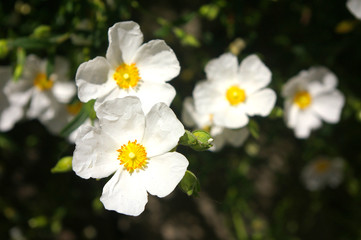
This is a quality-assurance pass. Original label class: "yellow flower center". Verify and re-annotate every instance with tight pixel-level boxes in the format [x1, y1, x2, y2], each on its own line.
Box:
[293, 91, 312, 109]
[113, 63, 141, 89]
[117, 140, 148, 173]
[226, 85, 246, 106]
[314, 159, 331, 174]
[33, 73, 53, 91]
[66, 102, 83, 116]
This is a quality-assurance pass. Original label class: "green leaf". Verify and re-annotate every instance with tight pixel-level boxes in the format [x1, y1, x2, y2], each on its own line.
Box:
[51, 156, 72, 173]
[179, 170, 200, 196]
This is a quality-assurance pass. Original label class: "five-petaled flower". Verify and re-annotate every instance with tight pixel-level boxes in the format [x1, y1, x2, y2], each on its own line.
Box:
[282, 67, 345, 139]
[301, 157, 344, 191]
[72, 97, 188, 216]
[76, 21, 180, 114]
[0, 55, 76, 132]
[193, 53, 276, 129]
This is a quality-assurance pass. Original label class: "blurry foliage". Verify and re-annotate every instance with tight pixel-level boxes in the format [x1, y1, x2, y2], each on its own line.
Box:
[1, 0, 361, 239]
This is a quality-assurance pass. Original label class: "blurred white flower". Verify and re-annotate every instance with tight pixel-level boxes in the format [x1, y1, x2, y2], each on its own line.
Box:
[301, 157, 344, 191]
[182, 97, 249, 151]
[73, 97, 188, 216]
[282, 67, 345, 139]
[193, 53, 276, 129]
[347, 0, 361, 19]
[0, 66, 23, 131]
[0, 55, 76, 132]
[76, 21, 180, 113]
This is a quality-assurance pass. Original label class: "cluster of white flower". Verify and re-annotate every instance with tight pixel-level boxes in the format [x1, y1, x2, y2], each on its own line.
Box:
[0, 19, 349, 214]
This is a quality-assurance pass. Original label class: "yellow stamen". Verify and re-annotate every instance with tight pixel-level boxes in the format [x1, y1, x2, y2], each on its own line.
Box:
[33, 73, 53, 91]
[66, 102, 83, 116]
[314, 159, 331, 174]
[293, 91, 312, 109]
[113, 63, 141, 89]
[226, 85, 246, 106]
[117, 140, 148, 173]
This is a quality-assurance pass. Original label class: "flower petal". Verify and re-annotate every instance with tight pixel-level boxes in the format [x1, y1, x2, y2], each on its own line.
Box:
[213, 106, 249, 129]
[311, 90, 345, 123]
[96, 97, 145, 144]
[142, 103, 185, 157]
[306, 67, 338, 97]
[100, 169, 148, 216]
[0, 106, 24, 131]
[294, 110, 322, 139]
[347, 0, 361, 19]
[141, 152, 188, 197]
[244, 88, 276, 116]
[133, 40, 180, 83]
[4, 80, 33, 107]
[205, 53, 238, 82]
[52, 81, 76, 103]
[225, 127, 250, 147]
[76, 57, 114, 102]
[26, 91, 52, 119]
[238, 54, 272, 95]
[182, 97, 213, 129]
[106, 21, 143, 67]
[193, 81, 228, 114]
[73, 125, 119, 179]
[136, 81, 176, 114]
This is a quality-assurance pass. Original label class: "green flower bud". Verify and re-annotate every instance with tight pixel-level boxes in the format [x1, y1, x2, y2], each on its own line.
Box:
[51, 156, 72, 173]
[179, 170, 200, 196]
[191, 129, 213, 151]
[0, 39, 9, 58]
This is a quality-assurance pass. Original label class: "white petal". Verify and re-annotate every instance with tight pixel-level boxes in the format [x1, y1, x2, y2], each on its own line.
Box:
[96, 97, 145, 144]
[238, 54, 272, 95]
[141, 152, 188, 197]
[39, 105, 69, 134]
[52, 81, 76, 103]
[182, 97, 213, 129]
[193, 81, 228, 114]
[76, 57, 114, 102]
[21, 55, 46, 82]
[244, 88, 276, 116]
[213, 106, 249, 128]
[311, 90, 345, 123]
[225, 127, 250, 147]
[209, 129, 226, 152]
[100, 169, 148, 216]
[4, 80, 33, 107]
[284, 101, 298, 128]
[142, 103, 185, 157]
[26, 91, 52, 119]
[73, 125, 120, 179]
[205, 53, 238, 82]
[0, 106, 24, 131]
[294, 110, 322, 139]
[136, 81, 176, 114]
[281, 70, 309, 98]
[53, 56, 70, 80]
[106, 21, 143, 67]
[134, 40, 180, 83]
[181, 97, 197, 127]
[307, 67, 338, 97]
[347, 0, 361, 19]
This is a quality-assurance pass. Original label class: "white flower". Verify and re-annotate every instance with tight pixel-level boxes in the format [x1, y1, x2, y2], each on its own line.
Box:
[347, 0, 361, 19]
[73, 96, 188, 216]
[193, 53, 276, 129]
[0, 55, 76, 132]
[182, 97, 249, 151]
[76, 21, 180, 113]
[301, 157, 344, 191]
[282, 67, 345, 139]
[0, 66, 23, 131]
